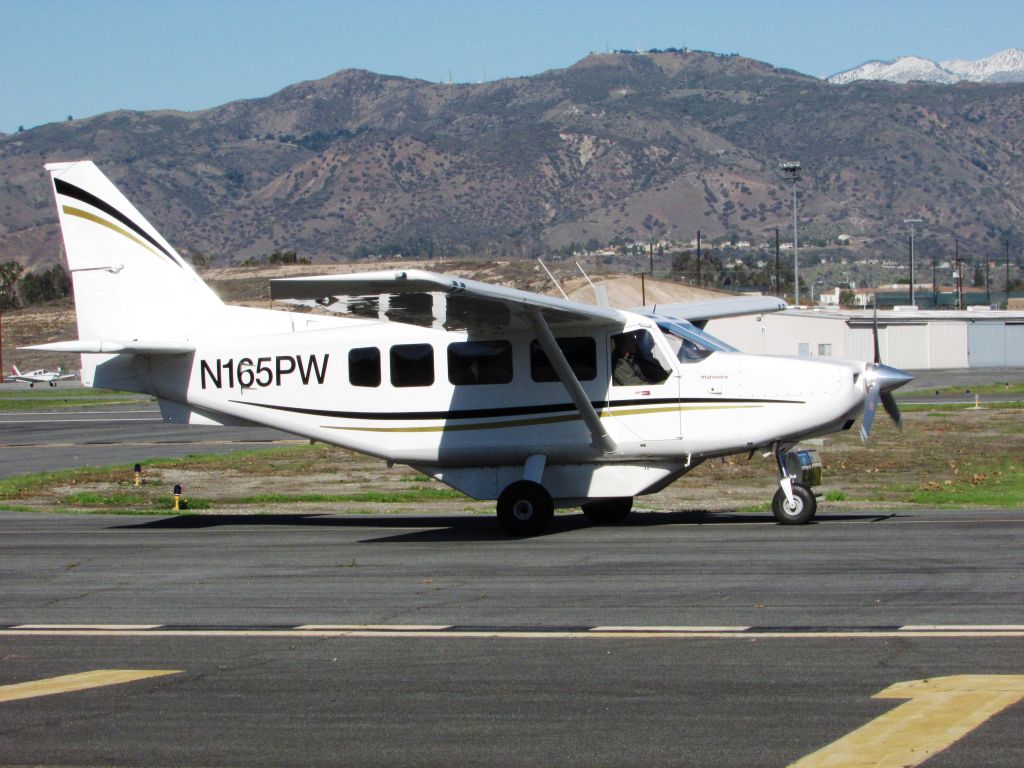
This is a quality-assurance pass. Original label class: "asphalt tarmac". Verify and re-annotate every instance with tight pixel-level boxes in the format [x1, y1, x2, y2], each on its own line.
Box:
[2, 373, 1023, 766]
[0, 398, 299, 479]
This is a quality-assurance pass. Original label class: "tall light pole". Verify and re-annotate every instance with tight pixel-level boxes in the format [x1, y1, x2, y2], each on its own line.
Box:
[780, 162, 801, 304]
[904, 218, 922, 307]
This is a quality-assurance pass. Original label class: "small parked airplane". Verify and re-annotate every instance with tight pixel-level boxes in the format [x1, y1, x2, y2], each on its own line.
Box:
[27, 161, 912, 534]
[7, 364, 77, 387]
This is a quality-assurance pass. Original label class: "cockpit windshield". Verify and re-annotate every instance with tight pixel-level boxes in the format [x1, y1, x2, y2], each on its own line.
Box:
[656, 320, 737, 363]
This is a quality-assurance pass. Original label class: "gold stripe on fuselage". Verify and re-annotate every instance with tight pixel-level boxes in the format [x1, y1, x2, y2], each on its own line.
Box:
[324, 403, 764, 433]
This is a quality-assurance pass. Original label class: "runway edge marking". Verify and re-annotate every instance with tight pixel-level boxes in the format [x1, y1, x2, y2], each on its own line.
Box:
[4, 624, 1024, 638]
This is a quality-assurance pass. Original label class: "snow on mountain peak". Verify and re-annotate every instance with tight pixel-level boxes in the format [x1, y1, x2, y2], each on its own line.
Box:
[829, 49, 1024, 85]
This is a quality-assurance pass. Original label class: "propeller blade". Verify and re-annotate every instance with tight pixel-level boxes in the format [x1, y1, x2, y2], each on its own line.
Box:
[881, 390, 903, 431]
[860, 382, 881, 443]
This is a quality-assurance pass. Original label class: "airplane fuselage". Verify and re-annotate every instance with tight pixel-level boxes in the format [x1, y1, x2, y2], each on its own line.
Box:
[117, 310, 866, 504]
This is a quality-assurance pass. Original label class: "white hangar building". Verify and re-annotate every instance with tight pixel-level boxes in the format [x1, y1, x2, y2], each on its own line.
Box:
[705, 309, 1024, 370]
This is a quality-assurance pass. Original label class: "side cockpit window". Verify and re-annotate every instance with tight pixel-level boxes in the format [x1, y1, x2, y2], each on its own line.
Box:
[610, 330, 671, 386]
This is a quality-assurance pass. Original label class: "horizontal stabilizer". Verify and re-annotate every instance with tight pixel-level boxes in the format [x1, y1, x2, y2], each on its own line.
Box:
[22, 340, 195, 355]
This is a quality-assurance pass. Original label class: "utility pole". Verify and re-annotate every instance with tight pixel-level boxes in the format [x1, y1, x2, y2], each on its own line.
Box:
[696, 230, 702, 286]
[1007, 238, 1012, 305]
[986, 256, 990, 305]
[780, 162, 801, 304]
[932, 251, 938, 308]
[775, 227, 781, 298]
[904, 218, 923, 307]
[950, 240, 958, 313]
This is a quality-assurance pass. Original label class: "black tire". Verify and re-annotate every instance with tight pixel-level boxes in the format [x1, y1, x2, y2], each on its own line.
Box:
[772, 484, 817, 525]
[497, 480, 554, 536]
[581, 497, 633, 525]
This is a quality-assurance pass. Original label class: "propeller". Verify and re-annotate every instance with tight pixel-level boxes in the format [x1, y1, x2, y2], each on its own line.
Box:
[860, 304, 914, 443]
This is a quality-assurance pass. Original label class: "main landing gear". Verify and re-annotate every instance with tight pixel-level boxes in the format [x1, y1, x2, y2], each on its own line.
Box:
[497, 480, 554, 537]
[771, 443, 820, 525]
[495, 454, 635, 536]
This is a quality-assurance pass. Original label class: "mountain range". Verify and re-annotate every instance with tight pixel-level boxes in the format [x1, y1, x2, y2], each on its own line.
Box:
[829, 49, 1024, 85]
[2, 49, 1023, 269]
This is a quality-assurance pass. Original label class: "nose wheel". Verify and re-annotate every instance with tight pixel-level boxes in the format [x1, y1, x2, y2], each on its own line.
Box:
[772, 483, 816, 524]
[771, 442, 818, 525]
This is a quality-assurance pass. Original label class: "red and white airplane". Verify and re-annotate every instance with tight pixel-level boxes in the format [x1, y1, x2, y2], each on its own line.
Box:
[7, 364, 77, 387]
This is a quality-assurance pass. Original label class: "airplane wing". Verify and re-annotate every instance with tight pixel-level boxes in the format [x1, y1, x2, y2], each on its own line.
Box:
[643, 295, 788, 327]
[270, 269, 630, 333]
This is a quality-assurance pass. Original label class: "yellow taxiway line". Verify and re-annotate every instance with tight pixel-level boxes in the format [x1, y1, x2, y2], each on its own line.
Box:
[0, 669, 180, 704]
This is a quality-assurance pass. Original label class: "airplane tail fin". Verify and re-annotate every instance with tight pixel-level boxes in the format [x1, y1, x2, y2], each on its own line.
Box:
[11, 365, 20, 377]
[46, 161, 224, 344]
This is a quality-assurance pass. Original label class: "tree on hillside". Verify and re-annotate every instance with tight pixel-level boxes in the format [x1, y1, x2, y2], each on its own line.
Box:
[0, 261, 24, 310]
[17, 264, 71, 305]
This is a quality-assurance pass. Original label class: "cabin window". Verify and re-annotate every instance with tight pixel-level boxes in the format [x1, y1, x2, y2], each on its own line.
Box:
[447, 340, 513, 385]
[390, 343, 435, 387]
[348, 347, 381, 387]
[530, 337, 597, 382]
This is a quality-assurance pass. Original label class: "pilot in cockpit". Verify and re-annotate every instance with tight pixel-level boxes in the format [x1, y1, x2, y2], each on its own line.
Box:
[611, 331, 670, 386]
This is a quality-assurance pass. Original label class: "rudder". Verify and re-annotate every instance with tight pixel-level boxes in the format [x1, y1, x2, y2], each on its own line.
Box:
[47, 161, 223, 343]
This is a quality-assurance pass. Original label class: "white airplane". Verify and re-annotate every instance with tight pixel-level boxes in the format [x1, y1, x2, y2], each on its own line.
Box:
[7, 364, 77, 387]
[27, 161, 912, 535]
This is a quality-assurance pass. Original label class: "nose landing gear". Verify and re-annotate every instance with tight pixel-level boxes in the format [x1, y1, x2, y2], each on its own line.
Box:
[771, 443, 819, 525]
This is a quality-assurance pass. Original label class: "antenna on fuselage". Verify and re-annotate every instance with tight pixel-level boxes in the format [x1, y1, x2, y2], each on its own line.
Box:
[575, 261, 609, 308]
[537, 258, 571, 301]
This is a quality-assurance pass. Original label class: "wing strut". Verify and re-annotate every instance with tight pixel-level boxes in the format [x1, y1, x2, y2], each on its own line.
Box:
[527, 309, 616, 454]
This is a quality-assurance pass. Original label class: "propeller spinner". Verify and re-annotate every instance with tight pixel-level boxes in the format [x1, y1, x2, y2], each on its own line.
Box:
[860, 306, 914, 442]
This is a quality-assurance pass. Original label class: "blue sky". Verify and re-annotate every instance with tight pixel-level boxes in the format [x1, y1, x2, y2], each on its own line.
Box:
[2, 0, 1022, 134]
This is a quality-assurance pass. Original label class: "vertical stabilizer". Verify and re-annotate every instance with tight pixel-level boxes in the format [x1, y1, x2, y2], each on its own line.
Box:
[46, 161, 223, 343]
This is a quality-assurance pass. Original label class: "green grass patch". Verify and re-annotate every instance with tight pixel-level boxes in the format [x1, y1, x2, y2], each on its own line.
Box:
[901, 401, 1024, 413]
[902, 381, 1024, 397]
[0, 387, 152, 411]
[0, 464, 140, 500]
[901, 462, 1024, 507]
[61, 492, 145, 507]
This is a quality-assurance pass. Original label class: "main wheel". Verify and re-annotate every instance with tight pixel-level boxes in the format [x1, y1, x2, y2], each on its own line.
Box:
[497, 480, 554, 536]
[772, 484, 817, 525]
[581, 497, 633, 525]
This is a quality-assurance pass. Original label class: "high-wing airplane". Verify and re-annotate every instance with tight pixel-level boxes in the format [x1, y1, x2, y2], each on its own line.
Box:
[7, 365, 77, 387]
[27, 161, 912, 535]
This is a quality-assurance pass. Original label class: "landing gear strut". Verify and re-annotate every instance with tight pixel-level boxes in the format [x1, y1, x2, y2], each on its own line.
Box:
[771, 443, 817, 525]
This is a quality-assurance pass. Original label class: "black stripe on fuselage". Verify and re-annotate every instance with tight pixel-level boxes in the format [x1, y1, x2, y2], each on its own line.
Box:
[229, 397, 803, 422]
[54, 178, 184, 269]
